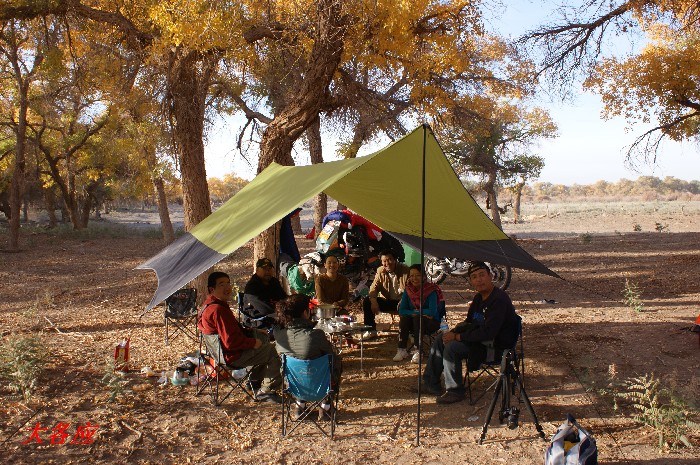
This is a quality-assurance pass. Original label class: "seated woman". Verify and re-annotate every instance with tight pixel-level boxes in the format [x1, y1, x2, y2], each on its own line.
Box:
[273, 294, 342, 421]
[393, 264, 444, 363]
[314, 254, 350, 311]
[315, 254, 358, 347]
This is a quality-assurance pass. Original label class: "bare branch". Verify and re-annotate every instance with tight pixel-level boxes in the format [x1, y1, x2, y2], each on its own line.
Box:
[627, 110, 700, 162]
[521, 1, 641, 83]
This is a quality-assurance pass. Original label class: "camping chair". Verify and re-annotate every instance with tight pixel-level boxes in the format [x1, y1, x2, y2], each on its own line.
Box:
[238, 292, 275, 334]
[195, 333, 259, 406]
[465, 314, 523, 405]
[281, 354, 338, 438]
[164, 288, 199, 345]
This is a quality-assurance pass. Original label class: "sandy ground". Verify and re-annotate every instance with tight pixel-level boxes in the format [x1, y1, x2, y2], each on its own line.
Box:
[0, 200, 698, 464]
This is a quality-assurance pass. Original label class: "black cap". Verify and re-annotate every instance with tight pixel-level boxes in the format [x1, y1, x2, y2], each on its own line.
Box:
[256, 258, 273, 268]
[467, 261, 490, 276]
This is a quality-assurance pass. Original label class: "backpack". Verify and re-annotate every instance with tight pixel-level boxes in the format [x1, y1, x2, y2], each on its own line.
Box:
[544, 414, 598, 465]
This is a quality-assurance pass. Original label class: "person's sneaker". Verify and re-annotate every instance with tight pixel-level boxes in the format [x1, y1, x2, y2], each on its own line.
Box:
[318, 405, 335, 422]
[410, 351, 422, 364]
[392, 348, 409, 362]
[255, 390, 282, 404]
[292, 403, 306, 421]
[361, 330, 378, 340]
[436, 391, 465, 404]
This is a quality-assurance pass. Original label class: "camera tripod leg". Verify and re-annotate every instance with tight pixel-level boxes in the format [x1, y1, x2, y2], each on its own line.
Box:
[516, 374, 545, 440]
[478, 372, 504, 445]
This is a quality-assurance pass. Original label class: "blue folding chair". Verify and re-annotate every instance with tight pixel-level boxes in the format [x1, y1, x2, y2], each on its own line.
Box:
[281, 354, 337, 438]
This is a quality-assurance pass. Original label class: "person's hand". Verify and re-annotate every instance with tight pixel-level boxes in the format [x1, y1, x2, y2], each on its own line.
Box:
[442, 331, 457, 344]
[370, 299, 380, 315]
[253, 339, 262, 349]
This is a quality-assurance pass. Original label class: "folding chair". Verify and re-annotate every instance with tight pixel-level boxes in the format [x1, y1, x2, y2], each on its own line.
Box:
[465, 314, 523, 405]
[195, 333, 259, 406]
[238, 292, 275, 329]
[281, 354, 338, 438]
[164, 288, 199, 345]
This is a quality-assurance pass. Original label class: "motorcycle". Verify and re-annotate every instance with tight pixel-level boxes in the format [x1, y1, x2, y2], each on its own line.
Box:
[316, 211, 405, 299]
[424, 257, 512, 290]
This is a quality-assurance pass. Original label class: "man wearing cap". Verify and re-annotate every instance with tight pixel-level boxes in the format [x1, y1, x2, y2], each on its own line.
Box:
[243, 258, 288, 325]
[419, 261, 520, 404]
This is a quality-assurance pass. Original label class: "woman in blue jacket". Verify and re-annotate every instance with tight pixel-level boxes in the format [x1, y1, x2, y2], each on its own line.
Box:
[394, 264, 444, 362]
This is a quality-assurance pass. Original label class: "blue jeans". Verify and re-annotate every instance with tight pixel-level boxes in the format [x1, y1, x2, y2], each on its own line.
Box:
[422, 334, 470, 394]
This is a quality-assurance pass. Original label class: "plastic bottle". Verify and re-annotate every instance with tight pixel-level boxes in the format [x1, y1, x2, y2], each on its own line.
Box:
[439, 317, 449, 333]
[232, 368, 248, 380]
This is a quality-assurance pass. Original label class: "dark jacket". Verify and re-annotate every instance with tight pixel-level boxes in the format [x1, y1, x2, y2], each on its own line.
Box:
[243, 274, 287, 317]
[452, 287, 519, 349]
[273, 318, 342, 381]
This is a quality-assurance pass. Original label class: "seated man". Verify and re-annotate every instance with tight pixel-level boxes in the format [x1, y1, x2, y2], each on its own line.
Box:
[420, 261, 520, 405]
[198, 271, 282, 403]
[243, 258, 288, 326]
[273, 294, 342, 421]
[361, 250, 409, 339]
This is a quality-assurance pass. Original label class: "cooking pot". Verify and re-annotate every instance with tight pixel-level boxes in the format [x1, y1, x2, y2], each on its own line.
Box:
[316, 304, 336, 320]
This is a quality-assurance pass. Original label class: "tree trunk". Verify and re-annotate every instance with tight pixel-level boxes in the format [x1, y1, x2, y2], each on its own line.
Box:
[485, 170, 502, 229]
[314, 194, 327, 238]
[307, 116, 326, 237]
[80, 194, 92, 229]
[153, 175, 175, 243]
[8, 82, 29, 250]
[44, 187, 57, 228]
[168, 49, 219, 299]
[512, 181, 525, 224]
[254, 0, 346, 268]
[22, 195, 28, 223]
[145, 145, 175, 244]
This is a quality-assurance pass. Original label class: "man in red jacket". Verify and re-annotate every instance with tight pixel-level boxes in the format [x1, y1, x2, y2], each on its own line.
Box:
[198, 271, 282, 403]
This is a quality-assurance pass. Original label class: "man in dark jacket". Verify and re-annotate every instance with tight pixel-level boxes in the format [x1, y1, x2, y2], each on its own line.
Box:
[420, 261, 520, 404]
[243, 258, 288, 326]
[198, 271, 282, 403]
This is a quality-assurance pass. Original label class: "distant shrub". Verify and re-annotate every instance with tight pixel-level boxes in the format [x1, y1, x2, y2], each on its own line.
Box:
[579, 232, 592, 243]
[623, 279, 644, 312]
[633, 224, 642, 232]
[655, 222, 669, 232]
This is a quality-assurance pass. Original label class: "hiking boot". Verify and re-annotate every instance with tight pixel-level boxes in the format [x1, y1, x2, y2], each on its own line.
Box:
[255, 389, 282, 404]
[436, 391, 465, 404]
[393, 348, 409, 361]
[410, 383, 443, 396]
[361, 330, 377, 340]
[247, 379, 262, 393]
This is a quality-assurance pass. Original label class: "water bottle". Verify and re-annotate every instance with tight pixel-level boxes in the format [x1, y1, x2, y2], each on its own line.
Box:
[439, 317, 449, 333]
[232, 368, 247, 380]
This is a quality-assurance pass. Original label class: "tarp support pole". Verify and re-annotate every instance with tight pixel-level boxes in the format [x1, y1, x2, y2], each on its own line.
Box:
[416, 124, 428, 445]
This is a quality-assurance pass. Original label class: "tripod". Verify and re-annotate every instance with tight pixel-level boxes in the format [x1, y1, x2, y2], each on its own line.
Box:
[478, 348, 545, 444]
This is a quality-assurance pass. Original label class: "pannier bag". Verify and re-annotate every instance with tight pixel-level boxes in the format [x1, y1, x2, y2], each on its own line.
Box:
[544, 414, 598, 465]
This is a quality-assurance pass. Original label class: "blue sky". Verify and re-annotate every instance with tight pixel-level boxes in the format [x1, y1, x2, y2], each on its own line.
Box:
[204, 1, 700, 185]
